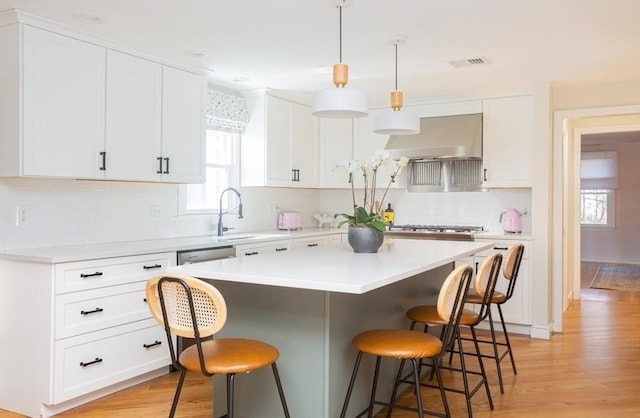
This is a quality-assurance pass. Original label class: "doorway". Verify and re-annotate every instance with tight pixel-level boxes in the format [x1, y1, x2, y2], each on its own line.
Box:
[552, 105, 640, 332]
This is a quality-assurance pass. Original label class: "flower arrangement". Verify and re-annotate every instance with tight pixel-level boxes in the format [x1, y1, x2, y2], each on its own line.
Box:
[335, 150, 409, 232]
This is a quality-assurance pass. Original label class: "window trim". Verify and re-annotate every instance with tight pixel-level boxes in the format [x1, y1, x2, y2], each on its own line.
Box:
[178, 130, 241, 216]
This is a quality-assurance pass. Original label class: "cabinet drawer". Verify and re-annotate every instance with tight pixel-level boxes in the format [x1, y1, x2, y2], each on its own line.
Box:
[53, 319, 170, 403]
[55, 281, 150, 339]
[55, 252, 174, 294]
[236, 240, 290, 257]
[475, 240, 529, 259]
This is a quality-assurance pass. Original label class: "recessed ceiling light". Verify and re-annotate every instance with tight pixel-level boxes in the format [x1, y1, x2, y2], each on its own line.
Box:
[72, 13, 103, 24]
[183, 50, 207, 58]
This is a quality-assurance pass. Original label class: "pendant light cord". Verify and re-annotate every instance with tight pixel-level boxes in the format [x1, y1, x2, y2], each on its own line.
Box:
[394, 41, 398, 90]
[338, 3, 343, 63]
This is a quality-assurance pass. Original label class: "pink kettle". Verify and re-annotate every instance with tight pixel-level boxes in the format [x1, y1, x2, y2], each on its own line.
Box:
[500, 208, 522, 233]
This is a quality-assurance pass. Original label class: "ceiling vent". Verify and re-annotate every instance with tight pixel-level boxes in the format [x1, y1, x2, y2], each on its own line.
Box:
[449, 56, 491, 69]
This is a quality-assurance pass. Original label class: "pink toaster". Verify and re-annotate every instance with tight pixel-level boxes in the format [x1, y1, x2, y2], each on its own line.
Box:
[278, 211, 301, 230]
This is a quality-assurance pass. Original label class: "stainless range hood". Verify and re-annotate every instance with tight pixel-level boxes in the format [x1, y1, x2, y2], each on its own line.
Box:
[384, 113, 483, 159]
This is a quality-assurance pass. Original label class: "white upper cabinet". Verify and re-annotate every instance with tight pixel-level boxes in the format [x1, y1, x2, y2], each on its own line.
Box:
[105, 51, 162, 181]
[318, 119, 353, 188]
[242, 92, 317, 188]
[353, 109, 389, 161]
[0, 20, 205, 183]
[291, 102, 318, 187]
[482, 95, 534, 188]
[160, 66, 206, 183]
[107, 54, 204, 183]
[21, 25, 106, 178]
[352, 109, 407, 190]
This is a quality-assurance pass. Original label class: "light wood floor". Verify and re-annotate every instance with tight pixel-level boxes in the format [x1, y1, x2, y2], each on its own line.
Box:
[1, 263, 638, 418]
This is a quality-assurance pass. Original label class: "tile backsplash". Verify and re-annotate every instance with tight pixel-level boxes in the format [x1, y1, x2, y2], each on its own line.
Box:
[0, 178, 531, 250]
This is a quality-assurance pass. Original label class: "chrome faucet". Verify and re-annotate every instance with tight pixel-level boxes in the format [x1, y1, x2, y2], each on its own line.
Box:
[217, 187, 244, 236]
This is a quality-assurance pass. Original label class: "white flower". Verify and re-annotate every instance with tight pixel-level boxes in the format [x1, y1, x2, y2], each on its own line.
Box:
[334, 150, 409, 228]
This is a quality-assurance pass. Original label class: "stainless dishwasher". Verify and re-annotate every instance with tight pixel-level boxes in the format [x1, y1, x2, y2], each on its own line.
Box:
[176, 245, 236, 265]
[174, 245, 236, 354]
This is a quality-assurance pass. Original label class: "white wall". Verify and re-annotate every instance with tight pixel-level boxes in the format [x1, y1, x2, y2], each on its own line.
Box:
[581, 141, 640, 264]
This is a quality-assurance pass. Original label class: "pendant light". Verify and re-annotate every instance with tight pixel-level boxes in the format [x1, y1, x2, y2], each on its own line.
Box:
[373, 35, 420, 135]
[311, 0, 368, 119]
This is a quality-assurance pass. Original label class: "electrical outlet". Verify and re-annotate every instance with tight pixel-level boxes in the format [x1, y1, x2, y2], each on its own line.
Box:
[16, 206, 27, 225]
[267, 204, 278, 217]
[151, 206, 162, 221]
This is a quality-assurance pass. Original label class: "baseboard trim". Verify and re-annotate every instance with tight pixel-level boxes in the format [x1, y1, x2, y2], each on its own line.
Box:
[530, 322, 554, 340]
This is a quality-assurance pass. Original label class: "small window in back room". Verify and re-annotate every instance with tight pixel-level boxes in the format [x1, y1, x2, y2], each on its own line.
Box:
[580, 151, 617, 228]
[179, 88, 249, 214]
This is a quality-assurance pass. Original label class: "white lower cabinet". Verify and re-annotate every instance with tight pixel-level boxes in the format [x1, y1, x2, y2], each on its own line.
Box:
[0, 252, 174, 417]
[473, 239, 531, 330]
[236, 234, 343, 256]
[292, 234, 342, 249]
[53, 319, 169, 403]
[235, 239, 291, 257]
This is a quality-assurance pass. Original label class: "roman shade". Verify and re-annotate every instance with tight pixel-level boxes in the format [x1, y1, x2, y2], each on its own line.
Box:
[580, 151, 617, 189]
[206, 89, 250, 134]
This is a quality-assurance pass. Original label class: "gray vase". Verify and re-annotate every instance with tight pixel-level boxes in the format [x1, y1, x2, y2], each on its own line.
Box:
[348, 227, 384, 253]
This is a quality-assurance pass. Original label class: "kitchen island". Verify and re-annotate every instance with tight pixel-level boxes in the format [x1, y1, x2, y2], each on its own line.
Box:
[170, 238, 493, 418]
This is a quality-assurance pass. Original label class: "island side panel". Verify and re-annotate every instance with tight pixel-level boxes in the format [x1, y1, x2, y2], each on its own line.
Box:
[205, 280, 328, 418]
[327, 263, 452, 417]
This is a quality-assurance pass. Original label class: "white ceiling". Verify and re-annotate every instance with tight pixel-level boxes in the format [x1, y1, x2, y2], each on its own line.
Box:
[1, 0, 640, 107]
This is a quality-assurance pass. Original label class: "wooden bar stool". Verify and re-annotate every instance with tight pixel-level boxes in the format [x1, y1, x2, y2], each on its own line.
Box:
[340, 264, 473, 418]
[402, 253, 502, 418]
[464, 243, 525, 393]
[146, 274, 290, 418]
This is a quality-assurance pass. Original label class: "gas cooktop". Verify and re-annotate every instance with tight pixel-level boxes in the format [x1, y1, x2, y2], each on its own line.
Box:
[385, 224, 485, 241]
[388, 224, 485, 233]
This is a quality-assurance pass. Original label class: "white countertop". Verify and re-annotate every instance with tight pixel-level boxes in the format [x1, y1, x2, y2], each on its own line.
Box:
[170, 239, 493, 294]
[0, 228, 343, 263]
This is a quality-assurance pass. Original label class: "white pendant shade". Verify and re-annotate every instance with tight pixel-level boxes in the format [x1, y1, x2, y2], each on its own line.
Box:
[373, 109, 420, 135]
[312, 87, 368, 118]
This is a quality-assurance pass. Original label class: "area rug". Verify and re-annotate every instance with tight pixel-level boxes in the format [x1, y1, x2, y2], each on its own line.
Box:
[589, 264, 640, 292]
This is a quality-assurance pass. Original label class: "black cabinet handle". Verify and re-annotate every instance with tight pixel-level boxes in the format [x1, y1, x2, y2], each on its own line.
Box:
[99, 151, 106, 171]
[483, 168, 487, 182]
[244, 251, 259, 256]
[494, 246, 509, 250]
[307, 243, 319, 247]
[156, 157, 163, 174]
[143, 340, 162, 349]
[275, 247, 288, 252]
[80, 272, 103, 278]
[291, 169, 300, 182]
[163, 157, 170, 174]
[81, 307, 103, 315]
[80, 357, 103, 367]
[143, 264, 162, 270]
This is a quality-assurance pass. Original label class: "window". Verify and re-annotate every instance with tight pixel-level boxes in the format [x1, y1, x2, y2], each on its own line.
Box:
[580, 189, 615, 227]
[181, 130, 240, 214]
[580, 151, 617, 228]
[179, 87, 248, 215]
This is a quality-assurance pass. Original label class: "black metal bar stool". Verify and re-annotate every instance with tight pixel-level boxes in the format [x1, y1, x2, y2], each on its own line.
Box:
[400, 253, 502, 418]
[464, 243, 525, 393]
[340, 264, 473, 418]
